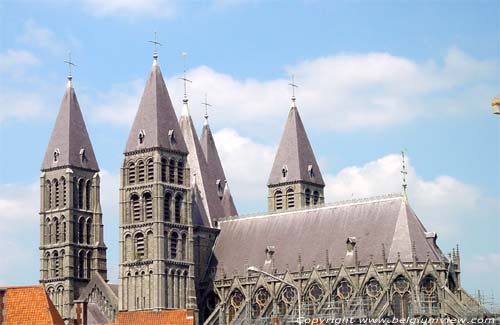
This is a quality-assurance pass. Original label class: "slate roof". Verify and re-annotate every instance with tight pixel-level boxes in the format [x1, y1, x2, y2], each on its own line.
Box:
[125, 60, 188, 154]
[268, 104, 324, 186]
[179, 101, 224, 226]
[200, 121, 238, 217]
[42, 82, 99, 171]
[221, 181, 238, 218]
[88, 303, 110, 324]
[212, 194, 443, 280]
[0, 285, 64, 325]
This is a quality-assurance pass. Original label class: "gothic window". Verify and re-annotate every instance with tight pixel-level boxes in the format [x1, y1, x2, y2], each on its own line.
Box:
[128, 162, 136, 184]
[47, 180, 52, 209]
[146, 159, 154, 182]
[54, 179, 60, 207]
[228, 288, 245, 323]
[161, 158, 167, 182]
[286, 188, 295, 209]
[170, 232, 178, 259]
[391, 276, 412, 319]
[169, 160, 175, 183]
[332, 280, 353, 316]
[177, 162, 184, 185]
[135, 233, 145, 259]
[144, 193, 153, 219]
[54, 218, 60, 243]
[305, 282, 325, 315]
[61, 177, 67, 206]
[420, 276, 439, 315]
[278, 286, 297, 316]
[86, 218, 92, 244]
[275, 190, 283, 210]
[131, 194, 140, 221]
[164, 192, 172, 221]
[363, 278, 382, 314]
[174, 195, 182, 223]
[252, 287, 271, 318]
[78, 218, 85, 244]
[313, 191, 319, 205]
[78, 179, 84, 209]
[85, 180, 91, 210]
[138, 161, 145, 183]
[305, 189, 311, 206]
[78, 251, 85, 278]
[86, 251, 92, 278]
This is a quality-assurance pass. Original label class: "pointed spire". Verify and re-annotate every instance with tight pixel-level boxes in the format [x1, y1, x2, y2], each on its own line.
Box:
[201, 93, 212, 126]
[221, 181, 238, 217]
[42, 73, 98, 171]
[125, 54, 187, 154]
[267, 99, 324, 187]
[179, 51, 192, 117]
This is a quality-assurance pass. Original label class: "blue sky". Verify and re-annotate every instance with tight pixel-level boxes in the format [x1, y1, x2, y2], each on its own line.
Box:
[0, 0, 499, 302]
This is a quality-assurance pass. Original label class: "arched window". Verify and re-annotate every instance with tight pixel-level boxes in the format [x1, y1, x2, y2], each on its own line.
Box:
[275, 190, 283, 210]
[78, 251, 85, 278]
[78, 218, 85, 243]
[54, 179, 60, 207]
[177, 162, 184, 185]
[147, 159, 154, 182]
[86, 218, 92, 244]
[61, 216, 66, 242]
[391, 276, 412, 319]
[252, 287, 271, 318]
[137, 161, 145, 183]
[332, 280, 353, 317]
[86, 251, 92, 278]
[61, 177, 67, 206]
[174, 195, 182, 223]
[78, 179, 84, 209]
[169, 160, 175, 183]
[278, 286, 297, 316]
[131, 194, 140, 221]
[135, 233, 145, 259]
[286, 188, 294, 209]
[144, 193, 153, 219]
[54, 218, 60, 243]
[164, 192, 172, 221]
[52, 251, 59, 277]
[43, 252, 50, 278]
[228, 288, 245, 323]
[181, 233, 187, 260]
[46, 218, 52, 244]
[128, 162, 136, 184]
[170, 232, 178, 259]
[305, 189, 311, 206]
[362, 278, 382, 315]
[47, 180, 52, 209]
[313, 191, 319, 205]
[85, 180, 91, 210]
[305, 282, 324, 316]
[420, 276, 439, 315]
[161, 158, 168, 182]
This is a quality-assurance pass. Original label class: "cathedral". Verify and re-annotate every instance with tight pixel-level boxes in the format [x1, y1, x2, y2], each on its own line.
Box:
[38, 50, 485, 324]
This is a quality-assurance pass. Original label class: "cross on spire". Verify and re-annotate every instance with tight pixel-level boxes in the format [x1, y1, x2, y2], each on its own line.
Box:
[148, 31, 162, 60]
[178, 51, 192, 99]
[401, 149, 408, 199]
[202, 93, 212, 124]
[64, 50, 76, 80]
[288, 75, 298, 101]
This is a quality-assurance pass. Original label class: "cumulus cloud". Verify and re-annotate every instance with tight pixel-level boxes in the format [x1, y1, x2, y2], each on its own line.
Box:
[80, 0, 176, 19]
[90, 49, 496, 134]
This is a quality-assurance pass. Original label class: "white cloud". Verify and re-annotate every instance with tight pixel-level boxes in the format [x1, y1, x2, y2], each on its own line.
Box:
[0, 182, 39, 225]
[18, 20, 64, 55]
[91, 49, 495, 133]
[464, 253, 500, 274]
[0, 49, 39, 77]
[80, 0, 176, 19]
[0, 90, 45, 122]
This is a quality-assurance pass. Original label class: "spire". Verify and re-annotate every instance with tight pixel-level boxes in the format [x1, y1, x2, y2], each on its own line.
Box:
[179, 106, 224, 227]
[267, 99, 324, 187]
[179, 51, 192, 117]
[125, 54, 187, 154]
[401, 149, 408, 200]
[64, 50, 76, 88]
[202, 93, 211, 126]
[148, 32, 162, 66]
[288, 74, 298, 108]
[42, 70, 98, 171]
[221, 181, 238, 217]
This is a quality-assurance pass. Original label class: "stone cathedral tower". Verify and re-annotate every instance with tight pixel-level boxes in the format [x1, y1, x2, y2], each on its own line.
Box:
[267, 96, 325, 212]
[118, 53, 197, 312]
[40, 74, 108, 320]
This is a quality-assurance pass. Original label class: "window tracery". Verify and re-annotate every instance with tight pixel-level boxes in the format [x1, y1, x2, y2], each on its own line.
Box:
[228, 288, 245, 323]
[391, 276, 412, 319]
[252, 287, 271, 318]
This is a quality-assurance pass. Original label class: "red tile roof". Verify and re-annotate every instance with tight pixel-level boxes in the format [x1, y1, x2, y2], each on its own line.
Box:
[116, 309, 195, 325]
[1, 285, 64, 325]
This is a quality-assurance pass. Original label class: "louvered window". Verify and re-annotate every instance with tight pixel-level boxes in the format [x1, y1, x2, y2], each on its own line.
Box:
[174, 195, 182, 223]
[62, 178, 67, 206]
[138, 161, 145, 183]
[135, 233, 145, 258]
[177, 162, 184, 185]
[305, 189, 311, 206]
[164, 193, 171, 221]
[128, 163, 136, 184]
[147, 159, 154, 181]
[161, 158, 167, 182]
[54, 180, 60, 207]
[169, 160, 175, 183]
[170, 232, 178, 259]
[131, 195, 141, 221]
[275, 190, 283, 210]
[144, 193, 153, 219]
[287, 188, 294, 209]
[313, 191, 319, 205]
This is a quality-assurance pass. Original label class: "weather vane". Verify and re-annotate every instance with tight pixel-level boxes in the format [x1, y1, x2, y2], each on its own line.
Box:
[202, 93, 212, 122]
[64, 50, 76, 79]
[401, 149, 408, 198]
[288, 75, 298, 100]
[178, 51, 192, 98]
[148, 32, 162, 59]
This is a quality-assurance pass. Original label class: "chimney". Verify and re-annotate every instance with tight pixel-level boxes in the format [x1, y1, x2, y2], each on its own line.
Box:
[74, 300, 88, 325]
[0, 288, 6, 325]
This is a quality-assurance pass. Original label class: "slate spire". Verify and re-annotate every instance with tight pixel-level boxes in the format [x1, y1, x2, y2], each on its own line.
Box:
[125, 59, 187, 154]
[42, 77, 98, 171]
